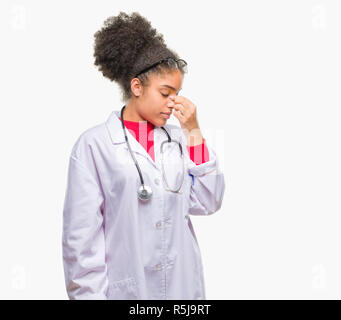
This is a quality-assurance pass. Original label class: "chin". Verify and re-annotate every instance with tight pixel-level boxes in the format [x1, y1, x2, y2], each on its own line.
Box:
[155, 118, 167, 126]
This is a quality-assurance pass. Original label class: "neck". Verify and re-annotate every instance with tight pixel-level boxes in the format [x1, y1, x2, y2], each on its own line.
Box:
[123, 101, 146, 122]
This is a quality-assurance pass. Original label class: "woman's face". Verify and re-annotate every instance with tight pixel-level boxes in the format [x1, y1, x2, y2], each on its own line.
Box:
[136, 69, 183, 126]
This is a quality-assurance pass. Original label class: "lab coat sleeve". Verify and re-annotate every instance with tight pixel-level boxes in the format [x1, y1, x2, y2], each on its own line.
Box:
[62, 155, 109, 299]
[182, 134, 226, 216]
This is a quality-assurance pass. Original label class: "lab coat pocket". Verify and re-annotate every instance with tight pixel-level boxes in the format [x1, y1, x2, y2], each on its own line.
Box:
[107, 277, 138, 300]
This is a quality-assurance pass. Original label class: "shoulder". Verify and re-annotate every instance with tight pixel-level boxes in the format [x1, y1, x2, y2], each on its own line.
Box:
[70, 122, 107, 160]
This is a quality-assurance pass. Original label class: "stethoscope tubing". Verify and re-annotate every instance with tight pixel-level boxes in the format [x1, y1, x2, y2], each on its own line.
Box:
[120, 105, 184, 199]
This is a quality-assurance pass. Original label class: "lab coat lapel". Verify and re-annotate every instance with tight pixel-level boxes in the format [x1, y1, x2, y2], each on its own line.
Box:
[105, 110, 177, 172]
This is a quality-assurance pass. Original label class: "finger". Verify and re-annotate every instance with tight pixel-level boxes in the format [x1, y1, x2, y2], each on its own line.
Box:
[173, 109, 185, 121]
[170, 95, 187, 106]
[172, 104, 184, 117]
[173, 103, 185, 115]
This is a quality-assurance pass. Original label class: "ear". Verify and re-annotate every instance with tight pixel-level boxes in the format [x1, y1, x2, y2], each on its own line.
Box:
[130, 78, 143, 97]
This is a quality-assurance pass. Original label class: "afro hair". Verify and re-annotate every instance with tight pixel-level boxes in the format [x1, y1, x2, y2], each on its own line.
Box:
[93, 11, 186, 102]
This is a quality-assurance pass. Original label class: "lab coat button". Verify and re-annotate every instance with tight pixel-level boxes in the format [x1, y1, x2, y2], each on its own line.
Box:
[155, 221, 162, 229]
[155, 263, 162, 270]
[154, 178, 160, 185]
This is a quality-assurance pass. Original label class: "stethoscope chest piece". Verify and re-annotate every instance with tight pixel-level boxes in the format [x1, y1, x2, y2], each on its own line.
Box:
[138, 184, 153, 201]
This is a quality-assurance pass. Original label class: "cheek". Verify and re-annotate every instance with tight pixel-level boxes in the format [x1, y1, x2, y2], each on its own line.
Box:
[153, 95, 166, 109]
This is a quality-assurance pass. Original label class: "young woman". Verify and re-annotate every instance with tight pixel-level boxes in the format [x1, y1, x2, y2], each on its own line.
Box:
[62, 11, 225, 300]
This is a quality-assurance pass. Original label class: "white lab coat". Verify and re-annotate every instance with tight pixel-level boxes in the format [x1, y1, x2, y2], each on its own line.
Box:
[62, 109, 225, 300]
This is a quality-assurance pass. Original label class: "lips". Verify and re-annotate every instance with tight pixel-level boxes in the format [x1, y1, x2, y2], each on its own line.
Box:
[160, 112, 171, 119]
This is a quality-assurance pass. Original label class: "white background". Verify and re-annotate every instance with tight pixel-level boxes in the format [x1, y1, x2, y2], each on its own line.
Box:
[0, 0, 340, 299]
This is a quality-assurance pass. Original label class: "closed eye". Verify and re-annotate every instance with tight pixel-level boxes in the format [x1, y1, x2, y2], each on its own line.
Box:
[161, 93, 169, 97]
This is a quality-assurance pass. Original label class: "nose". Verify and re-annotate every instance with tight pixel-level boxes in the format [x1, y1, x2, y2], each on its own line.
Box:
[167, 100, 174, 107]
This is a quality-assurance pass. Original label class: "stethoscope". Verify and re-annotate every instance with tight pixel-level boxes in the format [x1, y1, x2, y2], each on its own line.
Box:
[120, 105, 185, 201]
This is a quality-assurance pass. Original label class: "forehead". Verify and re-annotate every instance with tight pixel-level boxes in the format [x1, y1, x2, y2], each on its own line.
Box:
[150, 70, 183, 89]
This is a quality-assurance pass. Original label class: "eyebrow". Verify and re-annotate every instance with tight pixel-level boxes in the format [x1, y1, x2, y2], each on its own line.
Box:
[160, 84, 182, 93]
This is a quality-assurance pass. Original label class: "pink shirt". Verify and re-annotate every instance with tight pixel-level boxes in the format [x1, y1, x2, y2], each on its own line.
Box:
[118, 117, 209, 165]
